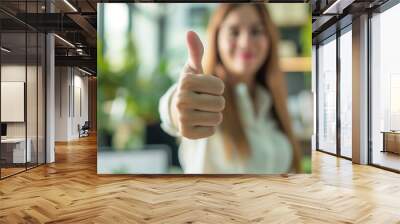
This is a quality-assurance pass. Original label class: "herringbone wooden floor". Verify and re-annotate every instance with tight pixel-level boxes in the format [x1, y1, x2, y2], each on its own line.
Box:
[1, 135, 400, 224]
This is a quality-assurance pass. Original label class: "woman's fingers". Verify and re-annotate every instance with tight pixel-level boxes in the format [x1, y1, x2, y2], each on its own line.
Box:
[179, 125, 217, 140]
[192, 111, 223, 126]
[171, 31, 225, 139]
[178, 109, 223, 127]
[177, 91, 225, 112]
[180, 73, 225, 96]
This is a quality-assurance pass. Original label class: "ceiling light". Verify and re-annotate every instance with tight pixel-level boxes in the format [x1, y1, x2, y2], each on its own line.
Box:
[323, 0, 355, 15]
[54, 34, 75, 48]
[76, 48, 85, 55]
[1, 47, 11, 53]
[63, 0, 78, 12]
[78, 67, 92, 76]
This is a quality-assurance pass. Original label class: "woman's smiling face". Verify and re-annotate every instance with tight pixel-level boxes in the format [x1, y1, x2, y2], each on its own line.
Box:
[217, 5, 269, 83]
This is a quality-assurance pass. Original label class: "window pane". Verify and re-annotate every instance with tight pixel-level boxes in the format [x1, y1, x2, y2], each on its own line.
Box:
[340, 29, 352, 158]
[317, 37, 337, 154]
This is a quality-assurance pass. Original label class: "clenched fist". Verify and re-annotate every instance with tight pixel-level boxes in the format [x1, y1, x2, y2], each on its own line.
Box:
[170, 31, 225, 139]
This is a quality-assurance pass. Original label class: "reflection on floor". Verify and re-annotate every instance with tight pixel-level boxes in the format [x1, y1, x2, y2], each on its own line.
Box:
[0, 162, 43, 179]
[373, 150, 400, 171]
[0, 167, 25, 178]
[0, 135, 399, 222]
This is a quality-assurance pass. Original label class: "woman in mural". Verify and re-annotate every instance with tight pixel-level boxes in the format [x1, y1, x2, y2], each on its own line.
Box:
[159, 3, 302, 173]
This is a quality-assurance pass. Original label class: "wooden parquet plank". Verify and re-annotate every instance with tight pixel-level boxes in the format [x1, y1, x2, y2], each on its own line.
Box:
[0, 135, 400, 223]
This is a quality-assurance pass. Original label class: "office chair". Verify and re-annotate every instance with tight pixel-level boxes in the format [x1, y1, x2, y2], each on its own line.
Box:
[79, 121, 90, 138]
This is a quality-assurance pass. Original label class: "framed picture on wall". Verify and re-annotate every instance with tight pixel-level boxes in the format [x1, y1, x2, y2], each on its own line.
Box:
[1, 81, 25, 122]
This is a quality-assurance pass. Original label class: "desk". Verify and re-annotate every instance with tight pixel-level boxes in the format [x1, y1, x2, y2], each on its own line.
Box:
[1, 138, 32, 163]
[381, 131, 400, 155]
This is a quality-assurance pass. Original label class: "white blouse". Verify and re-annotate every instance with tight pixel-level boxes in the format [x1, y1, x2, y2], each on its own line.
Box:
[159, 82, 293, 174]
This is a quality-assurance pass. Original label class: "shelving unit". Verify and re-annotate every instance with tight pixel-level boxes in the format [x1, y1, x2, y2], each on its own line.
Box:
[280, 57, 311, 73]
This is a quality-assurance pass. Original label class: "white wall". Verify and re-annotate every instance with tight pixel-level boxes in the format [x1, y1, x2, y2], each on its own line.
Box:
[55, 66, 69, 141]
[71, 72, 89, 138]
[55, 67, 89, 141]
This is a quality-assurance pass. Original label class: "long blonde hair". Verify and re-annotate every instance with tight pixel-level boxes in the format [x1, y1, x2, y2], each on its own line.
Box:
[203, 3, 302, 172]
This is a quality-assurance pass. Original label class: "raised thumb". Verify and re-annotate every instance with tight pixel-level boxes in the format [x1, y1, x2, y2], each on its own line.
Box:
[186, 30, 204, 74]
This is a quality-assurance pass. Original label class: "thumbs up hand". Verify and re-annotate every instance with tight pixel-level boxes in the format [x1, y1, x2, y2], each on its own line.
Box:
[170, 31, 225, 139]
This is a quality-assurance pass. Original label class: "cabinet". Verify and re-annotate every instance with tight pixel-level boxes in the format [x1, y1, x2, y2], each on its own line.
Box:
[382, 132, 400, 154]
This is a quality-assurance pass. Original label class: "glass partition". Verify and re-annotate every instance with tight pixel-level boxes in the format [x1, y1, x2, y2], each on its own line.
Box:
[27, 30, 38, 169]
[1, 30, 28, 178]
[38, 32, 45, 165]
[0, 1, 46, 179]
[317, 36, 337, 154]
[371, 3, 400, 171]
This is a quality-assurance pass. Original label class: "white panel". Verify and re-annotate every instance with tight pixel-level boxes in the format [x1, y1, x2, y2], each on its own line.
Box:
[1, 82, 25, 122]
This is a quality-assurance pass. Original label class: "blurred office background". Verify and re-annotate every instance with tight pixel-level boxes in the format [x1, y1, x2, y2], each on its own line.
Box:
[97, 3, 312, 174]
